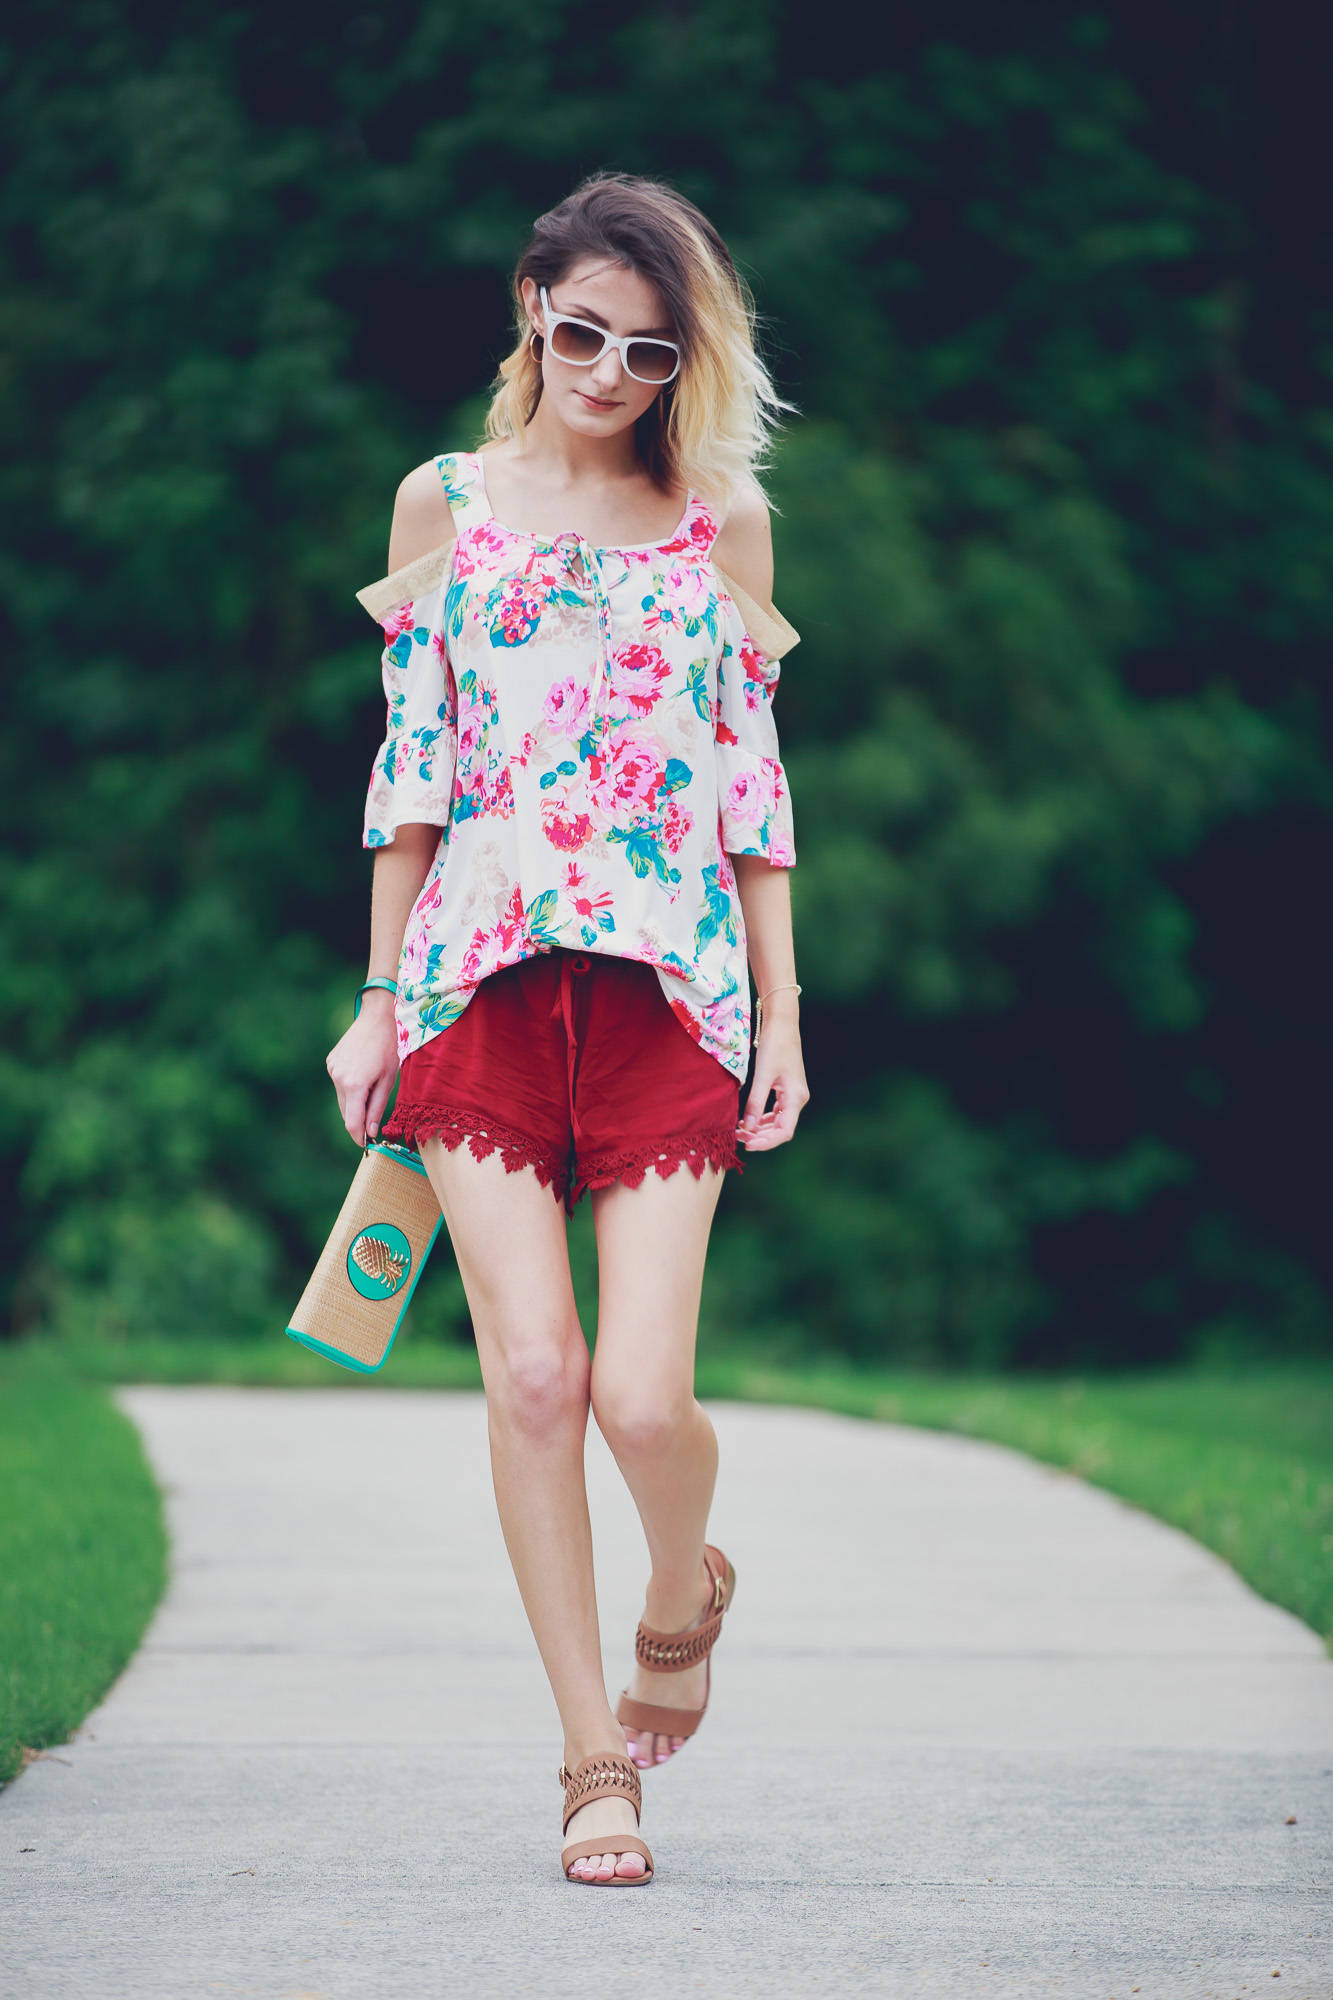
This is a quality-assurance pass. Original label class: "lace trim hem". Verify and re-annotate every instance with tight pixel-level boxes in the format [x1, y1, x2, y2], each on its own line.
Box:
[571, 1126, 741, 1206]
[384, 1102, 568, 1202]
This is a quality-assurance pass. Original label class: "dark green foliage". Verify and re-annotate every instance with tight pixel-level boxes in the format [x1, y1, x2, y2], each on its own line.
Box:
[0, 1, 1329, 1365]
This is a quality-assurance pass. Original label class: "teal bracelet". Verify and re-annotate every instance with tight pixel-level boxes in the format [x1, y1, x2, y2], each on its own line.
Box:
[353, 977, 398, 1020]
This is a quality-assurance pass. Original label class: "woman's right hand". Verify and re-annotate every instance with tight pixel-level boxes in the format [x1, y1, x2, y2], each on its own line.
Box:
[326, 989, 400, 1146]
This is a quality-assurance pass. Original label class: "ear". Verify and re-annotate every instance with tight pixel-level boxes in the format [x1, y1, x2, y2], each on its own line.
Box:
[519, 275, 542, 332]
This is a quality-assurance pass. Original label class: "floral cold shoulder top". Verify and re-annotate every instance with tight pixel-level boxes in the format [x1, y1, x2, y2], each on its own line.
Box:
[357, 451, 798, 1082]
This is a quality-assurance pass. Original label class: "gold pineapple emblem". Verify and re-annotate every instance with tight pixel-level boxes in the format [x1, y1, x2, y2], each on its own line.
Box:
[351, 1233, 406, 1293]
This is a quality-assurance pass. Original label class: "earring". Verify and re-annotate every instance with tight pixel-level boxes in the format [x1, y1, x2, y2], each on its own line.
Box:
[528, 328, 544, 360]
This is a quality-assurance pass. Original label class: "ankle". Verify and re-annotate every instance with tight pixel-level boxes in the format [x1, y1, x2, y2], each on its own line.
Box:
[562, 1724, 630, 1771]
[643, 1555, 710, 1634]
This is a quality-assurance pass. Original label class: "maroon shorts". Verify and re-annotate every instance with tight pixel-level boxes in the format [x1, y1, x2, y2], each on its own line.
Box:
[385, 950, 741, 1207]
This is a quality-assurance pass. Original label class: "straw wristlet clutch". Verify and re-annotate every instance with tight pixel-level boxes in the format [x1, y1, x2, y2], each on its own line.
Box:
[287, 1140, 443, 1372]
[288, 979, 443, 1372]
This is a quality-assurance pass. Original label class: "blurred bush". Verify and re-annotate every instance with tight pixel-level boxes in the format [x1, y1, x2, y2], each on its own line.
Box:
[0, 1, 1329, 1365]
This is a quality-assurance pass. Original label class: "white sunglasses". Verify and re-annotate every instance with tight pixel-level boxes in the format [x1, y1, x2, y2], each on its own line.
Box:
[538, 286, 681, 386]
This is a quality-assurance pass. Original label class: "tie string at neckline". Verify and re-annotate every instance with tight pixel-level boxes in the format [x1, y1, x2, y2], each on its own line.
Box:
[553, 533, 615, 732]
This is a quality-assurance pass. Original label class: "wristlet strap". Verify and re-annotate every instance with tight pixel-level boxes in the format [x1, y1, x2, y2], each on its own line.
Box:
[354, 977, 398, 1020]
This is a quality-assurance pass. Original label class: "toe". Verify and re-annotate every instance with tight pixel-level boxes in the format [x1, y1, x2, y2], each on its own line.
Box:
[615, 1850, 646, 1878]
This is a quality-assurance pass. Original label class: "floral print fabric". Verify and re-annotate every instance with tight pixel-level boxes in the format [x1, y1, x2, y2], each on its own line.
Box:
[361, 451, 796, 1080]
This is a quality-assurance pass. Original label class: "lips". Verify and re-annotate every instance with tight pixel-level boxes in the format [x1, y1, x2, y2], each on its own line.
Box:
[577, 391, 619, 410]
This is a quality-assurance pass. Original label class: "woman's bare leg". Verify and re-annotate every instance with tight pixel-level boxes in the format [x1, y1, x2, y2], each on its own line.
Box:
[589, 1164, 726, 1775]
[418, 1140, 645, 1882]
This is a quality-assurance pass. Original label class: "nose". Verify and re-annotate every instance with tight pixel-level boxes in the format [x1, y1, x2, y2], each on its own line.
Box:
[588, 346, 623, 394]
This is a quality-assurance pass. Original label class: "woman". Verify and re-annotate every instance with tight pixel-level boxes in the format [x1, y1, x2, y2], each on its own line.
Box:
[327, 173, 807, 1886]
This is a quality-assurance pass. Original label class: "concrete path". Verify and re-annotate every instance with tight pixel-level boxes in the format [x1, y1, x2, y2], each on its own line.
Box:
[2, 1387, 1330, 2000]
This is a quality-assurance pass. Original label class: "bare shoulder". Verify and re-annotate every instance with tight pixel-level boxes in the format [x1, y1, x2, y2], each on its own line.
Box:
[712, 485, 774, 605]
[387, 460, 456, 572]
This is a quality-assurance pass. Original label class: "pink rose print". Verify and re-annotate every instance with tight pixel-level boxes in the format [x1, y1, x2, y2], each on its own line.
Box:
[661, 501, 718, 557]
[740, 639, 772, 711]
[415, 875, 444, 923]
[455, 674, 498, 762]
[460, 882, 527, 986]
[662, 799, 694, 855]
[608, 642, 671, 719]
[489, 575, 544, 647]
[543, 675, 592, 738]
[480, 524, 517, 560]
[726, 766, 770, 829]
[669, 997, 706, 1044]
[664, 560, 713, 620]
[599, 734, 666, 816]
[542, 803, 594, 852]
[400, 929, 428, 983]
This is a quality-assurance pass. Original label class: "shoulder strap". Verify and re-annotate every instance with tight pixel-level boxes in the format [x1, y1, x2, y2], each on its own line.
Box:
[436, 450, 490, 530]
[355, 538, 457, 625]
[714, 564, 801, 661]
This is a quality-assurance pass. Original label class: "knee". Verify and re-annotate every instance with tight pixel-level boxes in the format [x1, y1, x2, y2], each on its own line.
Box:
[592, 1379, 691, 1463]
[491, 1335, 589, 1440]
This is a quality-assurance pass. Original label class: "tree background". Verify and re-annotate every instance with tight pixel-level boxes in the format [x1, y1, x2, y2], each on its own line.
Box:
[1, 0, 1329, 1368]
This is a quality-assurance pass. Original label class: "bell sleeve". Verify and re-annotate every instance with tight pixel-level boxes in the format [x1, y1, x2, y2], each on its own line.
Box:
[712, 568, 799, 868]
[355, 541, 458, 849]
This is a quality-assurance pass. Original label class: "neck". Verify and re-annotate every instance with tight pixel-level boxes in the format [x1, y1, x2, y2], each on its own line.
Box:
[518, 395, 644, 485]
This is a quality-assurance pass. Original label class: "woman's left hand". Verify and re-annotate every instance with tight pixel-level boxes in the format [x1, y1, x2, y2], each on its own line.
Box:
[737, 1008, 809, 1151]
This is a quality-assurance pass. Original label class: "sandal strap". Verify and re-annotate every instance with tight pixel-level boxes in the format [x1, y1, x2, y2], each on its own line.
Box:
[561, 1834, 654, 1880]
[615, 1690, 706, 1739]
[635, 1545, 733, 1675]
[559, 1752, 642, 1836]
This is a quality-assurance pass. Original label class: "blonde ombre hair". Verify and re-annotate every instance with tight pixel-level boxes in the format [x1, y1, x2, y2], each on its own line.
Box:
[483, 174, 787, 510]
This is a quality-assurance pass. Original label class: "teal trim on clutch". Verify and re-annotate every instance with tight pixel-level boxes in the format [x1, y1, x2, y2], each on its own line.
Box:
[284, 1327, 387, 1374]
[286, 1211, 443, 1374]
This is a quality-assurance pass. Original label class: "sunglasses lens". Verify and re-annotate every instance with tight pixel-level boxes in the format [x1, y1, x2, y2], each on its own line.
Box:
[626, 341, 678, 383]
[549, 320, 605, 365]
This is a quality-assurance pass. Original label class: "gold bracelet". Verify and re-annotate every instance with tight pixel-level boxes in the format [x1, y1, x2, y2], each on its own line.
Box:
[754, 981, 802, 1047]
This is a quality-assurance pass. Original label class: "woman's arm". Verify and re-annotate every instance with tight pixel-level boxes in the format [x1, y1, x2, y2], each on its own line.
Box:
[326, 466, 458, 1145]
[733, 856, 808, 1150]
[326, 824, 439, 1146]
[714, 489, 808, 1149]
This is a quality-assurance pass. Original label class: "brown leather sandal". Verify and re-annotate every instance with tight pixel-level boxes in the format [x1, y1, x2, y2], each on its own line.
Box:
[559, 1753, 655, 1885]
[615, 1543, 736, 1755]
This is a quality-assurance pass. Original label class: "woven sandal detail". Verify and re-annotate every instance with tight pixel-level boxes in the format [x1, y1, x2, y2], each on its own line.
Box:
[615, 1544, 736, 1751]
[559, 1753, 655, 1885]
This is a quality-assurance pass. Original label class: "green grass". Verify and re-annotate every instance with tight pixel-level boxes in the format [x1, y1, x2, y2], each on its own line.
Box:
[0, 1355, 168, 1785]
[690, 1358, 1333, 1646]
[2, 1333, 1329, 1791]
